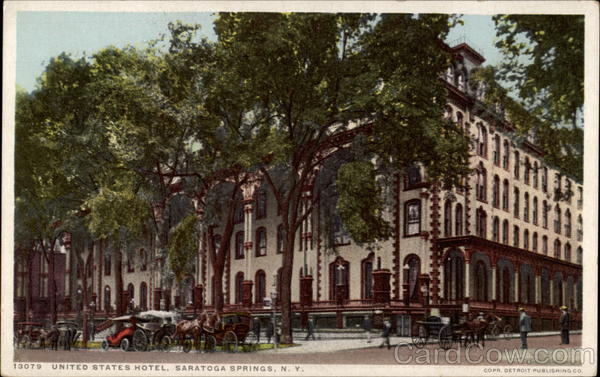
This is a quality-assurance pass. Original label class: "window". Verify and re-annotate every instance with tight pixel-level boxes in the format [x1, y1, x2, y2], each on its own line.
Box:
[362, 257, 374, 299]
[576, 247, 582, 264]
[235, 231, 245, 259]
[405, 166, 422, 189]
[502, 220, 509, 244]
[234, 200, 244, 224]
[255, 227, 267, 257]
[404, 200, 421, 236]
[502, 140, 510, 169]
[457, 72, 466, 91]
[477, 123, 488, 157]
[235, 272, 244, 304]
[523, 229, 529, 250]
[445, 66, 454, 83]
[542, 236, 548, 255]
[532, 197, 538, 225]
[329, 259, 350, 300]
[127, 283, 135, 302]
[255, 270, 266, 304]
[140, 282, 147, 310]
[524, 157, 530, 185]
[493, 135, 501, 165]
[554, 239, 561, 259]
[513, 151, 520, 179]
[542, 167, 548, 192]
[532, 232, 538, 252]
[476, 164, 487, 202]
[542, 200, 549, 228]
[565, 210, 572, 237]
[104, 253, 111, 276]
[564, 243, 572, 262]
[513, 187, 520, 218]
[554, 205, 562, 234]
[554, 173, 561, 199]
[523, 192, 530, 222]
[513, 225, 520, 247]
[474, 261, 488, 301]
[444, 200, 452, 236]
[533, 161, 539, 188]
[127, 253, 135, 273]
[406, 255, 422, 301]
[577, 215, 583, 241]
[276, 224, 284, 253]
[333, 215, 351, 245]
[140, 249, 147, 271]
[455, 204, 463, 236]
[492, 216, 500, 242]
[577, 186, 583, 209]
[492, 175, 500, 208]
[502, 180, 509, 211]
[255, 190, 267, 219]
[104, 286, 111, 312]
[476, 208, 487, 238]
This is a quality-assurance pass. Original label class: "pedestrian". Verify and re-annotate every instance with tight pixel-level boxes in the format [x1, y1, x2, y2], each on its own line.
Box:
[49, 325, 59, 350]
[559, 306, 570, 345]
[362, 315, 372, 343]
[63, 327, 72, 351]
[265, 319, 274, 344]
[379, 318, 392, 349]
[305, 317, 316, 341]
[252, 317, 261, 343]
[518, 307, 532, 350]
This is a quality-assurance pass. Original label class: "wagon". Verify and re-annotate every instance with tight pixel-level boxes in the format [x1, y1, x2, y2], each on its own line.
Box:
[411, 316, 455, 350]
[183, 311, 256, 353]
[486, 316, 513, 341]
[14, 322, 45, 349]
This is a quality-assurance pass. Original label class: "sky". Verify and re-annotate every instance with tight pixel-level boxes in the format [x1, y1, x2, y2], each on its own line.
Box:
[16, 12, 504, 92]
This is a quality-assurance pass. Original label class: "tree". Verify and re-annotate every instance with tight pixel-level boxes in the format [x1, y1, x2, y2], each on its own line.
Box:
[211, 13, 471, 343]
[492, 15, 584, 180]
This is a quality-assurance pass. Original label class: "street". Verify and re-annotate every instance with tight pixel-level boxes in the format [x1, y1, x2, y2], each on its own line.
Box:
[13, 335, 583, 366]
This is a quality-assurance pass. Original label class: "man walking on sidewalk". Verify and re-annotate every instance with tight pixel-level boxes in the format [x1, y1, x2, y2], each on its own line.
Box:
[379, 319, 392, 349]
[518, 307, 532, 350]
[362, 315, 372, 343]
[305, 316, 316, 341]
[559, 306, 570, 345]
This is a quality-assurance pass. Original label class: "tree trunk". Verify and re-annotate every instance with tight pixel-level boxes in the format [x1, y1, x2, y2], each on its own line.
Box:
[280, 229, 296, 344]
[115, 250, 123, 315]
[49, 248, 57, 324]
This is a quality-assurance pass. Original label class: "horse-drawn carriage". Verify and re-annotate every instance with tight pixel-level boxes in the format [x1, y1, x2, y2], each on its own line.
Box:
[177, 311, 257, 353]
[101, 310, 178, 352]
[411, 314, 496, 350]
[14, 322, 45, 349]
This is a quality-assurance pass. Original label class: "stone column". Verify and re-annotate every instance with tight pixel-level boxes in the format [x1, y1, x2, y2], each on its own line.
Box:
[535, 271, 541, 304]
[549, 280, 554, 306]
[562, 276, 568, 306]
[464, 256, 471, 299]
[514, 265, 520, 303]
[491, 264, 497, 301]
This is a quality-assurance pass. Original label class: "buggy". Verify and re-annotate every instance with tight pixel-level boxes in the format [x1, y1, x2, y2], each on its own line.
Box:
[101, 311, 179, 352]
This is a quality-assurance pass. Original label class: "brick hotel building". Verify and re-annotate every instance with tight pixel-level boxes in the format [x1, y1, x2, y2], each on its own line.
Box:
[14, 42, 583, 333]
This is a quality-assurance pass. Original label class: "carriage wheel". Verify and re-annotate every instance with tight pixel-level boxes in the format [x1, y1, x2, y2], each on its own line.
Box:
[488, 324, 500, 341]
[223, 331, 238, 353]
[439, 325, 453, 350]
[133, 330, 149, 352]
[244, 331, 259, 352]
[120, 338, 130, 352]
[411, 325, 428, 349]
[201, 334, 216, 353]
[159, 336, 172, 352]
[34, 337, 44, 349]
[182, 338, 192, 353]
[502, 324, 513, 340]
[101, 339, 110, 351]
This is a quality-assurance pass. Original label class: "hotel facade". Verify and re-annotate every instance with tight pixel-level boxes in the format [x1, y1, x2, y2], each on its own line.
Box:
[14, 43, 583, 333]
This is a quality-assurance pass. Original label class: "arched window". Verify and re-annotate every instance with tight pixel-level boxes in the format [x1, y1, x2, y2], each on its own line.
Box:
[514, 151, 520, 179]
[235, 231, 244, 259]
[476, 208, 487, 238]
[502, 140, 510, 169]
[255, 270, 266, 304]
[533, 161, 539, 188]
[140, 249, 147, 271]
[104, 286, 111, 312]
[513, 225, 520, 247]
[277, 224, 284, 253]
[443, 251, 464, 300]
[500, 267, 511, 303]
[182, 275, 194, 307]
[532, 232, 538, 252]
[476, 164, 487, 201]
[513, 187, 520, 218]
[255, 227, 267, 256]
[542, 235, 548, 254]
[576, 247, 582, 264]
[492, 216, 500, 242]
[140, 282, 147, 310]
[523, 229, 529, 250]
[235, 272, 245, 304]
[234, 199, 244, 224]
[577, 215, 583, 241]
[502, 179, 509, 211]
[554, 239, 561, 259]
[104, 253, 111, 276]
[542, 200, 549, 228]
[362, 256, 374, 299]
[523, 192, 530, 222]
[493, 134, 501, 165]
[405, 165, 422, 189]
[564, 243, 572, 262]
[455, 204, 463, 236]
[554, 205, 562, 234]
[255, 189, 267, 219]
[477, 124, 488, 157]
[444, 200, 452, 236]
[565, 210, 572, 237]
[127, 283, 135, 302]
[532, 197, 538, 225]
[524, 157, 531, 185]
[329, 259, 350, 300]
[405, 255, 421, 302]
[492, 175, 500, 207]
[404, 200, 421, 236]
[541, 270, 550, 304]
[474, 261, 488, 301]
[502, 220, 509, 244]
[542, 167, 548, 192]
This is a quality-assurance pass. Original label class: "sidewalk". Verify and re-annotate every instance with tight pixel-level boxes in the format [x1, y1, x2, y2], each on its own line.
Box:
[263, 330, 581, 354]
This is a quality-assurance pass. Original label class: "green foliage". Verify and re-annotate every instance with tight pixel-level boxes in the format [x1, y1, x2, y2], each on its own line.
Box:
[336, 161, 392, 244]
[168, 213, 199, 282]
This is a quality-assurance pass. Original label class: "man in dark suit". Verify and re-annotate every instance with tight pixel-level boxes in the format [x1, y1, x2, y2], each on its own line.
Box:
[305, 317, 316, 341]
[265, 319, 274, 344]
[559, 306, 570, 345]
[518, 308, 532, 350]
[379, 319, 392, 349]
[252, 317, 261, 343]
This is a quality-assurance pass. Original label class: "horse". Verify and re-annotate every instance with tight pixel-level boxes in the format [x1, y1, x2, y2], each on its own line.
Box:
[174, 317, 202, 350]
[456, 315, 490, 347]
